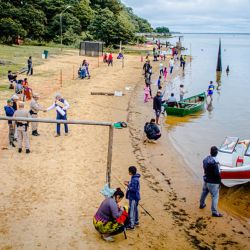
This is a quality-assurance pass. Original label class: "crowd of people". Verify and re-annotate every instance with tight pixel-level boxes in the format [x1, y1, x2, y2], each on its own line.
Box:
[2, 48, 224, 245]
[4, 56, 72, 153]
[141, 46, 224, 221]
[142, 45, 189, 143]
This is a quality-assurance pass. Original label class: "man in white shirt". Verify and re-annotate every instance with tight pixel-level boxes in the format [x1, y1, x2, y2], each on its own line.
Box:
[167, 93, 178, 107]
[159, 62, 163, 75]
[179, 84, 187, 101]
[46, 93, 70, 137]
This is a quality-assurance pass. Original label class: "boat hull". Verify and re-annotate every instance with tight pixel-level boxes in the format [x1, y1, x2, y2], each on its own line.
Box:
[220, 165, 250, 187]
[164, 92, 206, 117]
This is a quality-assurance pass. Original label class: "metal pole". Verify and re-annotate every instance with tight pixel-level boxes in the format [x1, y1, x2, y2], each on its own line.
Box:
[0, 116, 113, 126]
[0, 116, 114, 187]
[106, 125, 114, 187]
[60, 69, 62, 87]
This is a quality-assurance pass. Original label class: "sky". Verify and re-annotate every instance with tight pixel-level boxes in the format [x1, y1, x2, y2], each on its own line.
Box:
[121, 0, 250, 33]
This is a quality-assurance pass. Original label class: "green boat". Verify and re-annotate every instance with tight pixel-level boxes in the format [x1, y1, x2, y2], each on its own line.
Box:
[163, 92, 206, 117]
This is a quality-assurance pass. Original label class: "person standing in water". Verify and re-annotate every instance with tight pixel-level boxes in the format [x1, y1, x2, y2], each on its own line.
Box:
[179, 84, 187, 101]
[207, 81, 214, 100]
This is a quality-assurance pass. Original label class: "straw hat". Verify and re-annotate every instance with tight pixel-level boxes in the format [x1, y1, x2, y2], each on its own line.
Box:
[33, 93, 40, 98]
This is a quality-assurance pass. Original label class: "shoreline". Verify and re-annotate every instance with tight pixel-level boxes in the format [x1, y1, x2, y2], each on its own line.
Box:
[0, 49, 249, 249]
[126, 54, 250, 248]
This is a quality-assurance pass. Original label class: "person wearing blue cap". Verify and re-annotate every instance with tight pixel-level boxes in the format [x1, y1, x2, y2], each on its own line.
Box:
[4, 99, 15, 147]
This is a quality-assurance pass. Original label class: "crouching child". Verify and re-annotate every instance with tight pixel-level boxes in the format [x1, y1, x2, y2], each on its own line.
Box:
[124, 166, 141, 230]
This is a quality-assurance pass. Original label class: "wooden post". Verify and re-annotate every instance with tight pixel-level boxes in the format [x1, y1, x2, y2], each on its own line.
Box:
[119, 41, 122, 53]
[106, 125, 114, 187]
[72, 65, 75, 80]
[190, 43, 192, 62]
[60, 69, 62, 87]
[216, 39, 222, 72]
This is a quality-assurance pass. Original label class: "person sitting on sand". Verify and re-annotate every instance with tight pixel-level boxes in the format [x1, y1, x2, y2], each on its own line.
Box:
[144, 118, 161, 143]
[79, 64, 86, 79]
[93, 188, 129, 242]
[167, 93, 178, 107]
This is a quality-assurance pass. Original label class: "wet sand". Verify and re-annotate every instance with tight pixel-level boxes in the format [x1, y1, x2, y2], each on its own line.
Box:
[0, 49, 249, 249]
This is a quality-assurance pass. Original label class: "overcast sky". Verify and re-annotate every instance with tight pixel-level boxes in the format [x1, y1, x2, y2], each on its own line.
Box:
[122, 0, 250, 33]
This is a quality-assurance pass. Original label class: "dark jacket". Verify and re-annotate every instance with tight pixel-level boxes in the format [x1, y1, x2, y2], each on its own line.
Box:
[153, 95, 163, 111]
[126, 173, 141, 201]
[203, 156, 221, 184]
[144, 122, 160, 139]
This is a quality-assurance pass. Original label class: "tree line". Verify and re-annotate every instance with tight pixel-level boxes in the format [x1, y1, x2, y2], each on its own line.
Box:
[0, 0, 153, 46]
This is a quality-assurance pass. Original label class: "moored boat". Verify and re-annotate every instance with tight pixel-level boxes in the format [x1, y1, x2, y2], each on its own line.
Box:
[217, 136, 250, 187]
[163, 92, 206, 117]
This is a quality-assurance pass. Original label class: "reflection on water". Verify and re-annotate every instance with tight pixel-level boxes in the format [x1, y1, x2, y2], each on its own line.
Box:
[206, 99, 214, 118]
[164, 33, 250, 176]
[164, 111, 205, 132]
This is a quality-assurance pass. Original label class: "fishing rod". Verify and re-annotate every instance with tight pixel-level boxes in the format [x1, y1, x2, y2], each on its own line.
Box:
[112, 174, 155, 221]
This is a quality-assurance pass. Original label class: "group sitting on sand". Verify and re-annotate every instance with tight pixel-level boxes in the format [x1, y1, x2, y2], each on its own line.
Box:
[78, 59, 91, 79]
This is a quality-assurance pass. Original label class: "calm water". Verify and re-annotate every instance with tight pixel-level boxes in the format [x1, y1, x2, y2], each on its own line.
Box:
[164, 34, 250, 178]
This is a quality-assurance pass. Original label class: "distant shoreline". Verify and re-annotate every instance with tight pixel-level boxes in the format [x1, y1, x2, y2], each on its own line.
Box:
[179, 32, 250, 35]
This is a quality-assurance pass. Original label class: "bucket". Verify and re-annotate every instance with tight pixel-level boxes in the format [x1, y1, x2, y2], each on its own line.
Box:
[43, 50, 49, 59]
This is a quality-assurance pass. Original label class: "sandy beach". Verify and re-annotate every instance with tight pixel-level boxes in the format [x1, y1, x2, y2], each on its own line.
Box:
[0, 49, 249, 250]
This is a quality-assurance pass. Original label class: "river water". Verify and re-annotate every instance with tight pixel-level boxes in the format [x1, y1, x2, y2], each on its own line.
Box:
[163, 33, 250, 178]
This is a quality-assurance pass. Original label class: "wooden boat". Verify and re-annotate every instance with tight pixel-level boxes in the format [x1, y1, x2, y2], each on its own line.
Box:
[163, 92, 206, 117]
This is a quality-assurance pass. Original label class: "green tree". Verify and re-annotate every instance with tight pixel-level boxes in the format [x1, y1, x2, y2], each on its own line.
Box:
[0, 18, 26, 43]
[48, 13, 81, 41]
[73, 0, 94, 30]
[89, 0, 123, 14]
[13, 5, 46, 40]
[155, 26, 170, 33]
[88, 8, 135, 45]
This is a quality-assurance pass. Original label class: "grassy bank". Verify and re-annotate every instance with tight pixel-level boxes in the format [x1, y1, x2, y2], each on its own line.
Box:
[0, 45, 75, 80]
